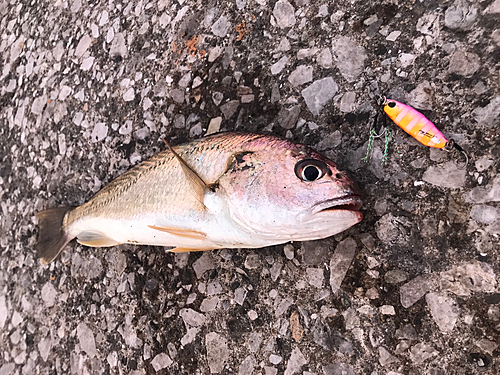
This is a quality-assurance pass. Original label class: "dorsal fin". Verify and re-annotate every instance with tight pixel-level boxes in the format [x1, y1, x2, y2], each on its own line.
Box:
[162, 138, 212, 208]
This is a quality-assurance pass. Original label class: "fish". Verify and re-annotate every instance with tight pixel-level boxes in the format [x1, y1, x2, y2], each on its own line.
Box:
[36, 132, 362, 264]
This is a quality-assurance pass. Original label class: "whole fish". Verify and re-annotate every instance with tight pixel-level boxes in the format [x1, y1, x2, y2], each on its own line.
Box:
[36, 133, 362, 264]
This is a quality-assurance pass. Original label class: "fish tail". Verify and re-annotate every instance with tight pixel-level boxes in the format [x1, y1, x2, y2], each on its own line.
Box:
[36, 206, 75, 264]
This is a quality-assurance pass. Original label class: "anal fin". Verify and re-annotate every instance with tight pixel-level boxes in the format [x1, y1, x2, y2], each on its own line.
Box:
[169, 247, 215, 253]
[148, 225, 207, 240]
[77, 231, 121, 247]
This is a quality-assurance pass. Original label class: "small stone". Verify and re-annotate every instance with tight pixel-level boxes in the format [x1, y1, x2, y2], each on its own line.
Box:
[58, 85, 72, 101]
[80, 56, 94, 71]
[208, 46, 223, 62]
[212, 91, 224, 106]
[306, 268, 324, 288]
[107, 351, 118, 367]
[379, 346, 399, 366]
[110, 33, 127, 57]
[426, 292, 459, 332]
[173, 114, 185, 129]
[472, 96, 500, 127]
[331, 36, 367, 82]
[317, 48, 332, 68]
[38, 337, 52, 361]
[271, 56, 289, 75]
[238, 355, 256, 375]
[400, 275, 437, 308]
[170, 88, 184, 104]
[151, 353, 172, 372]
[275, 297, 293, 316]
[77, 323, 96, 359]
[206, 117, 222, 135]
[41, 282, 57, 307]
[448, 50, 480, 77]
[323, 363, 355, 375]
[240, 94, 254, 103]
[123, 88, 135, 102]
[408, 81, 434, 110]
[290, 311, 303, 342]
[440, 261, 496, 296]
[386, 30, 401, 41]
[470, 205, 500, 224]
[444, 0, 478, 30]
[269, 354, 282, 364]
[212, 16, 231, 37]
[422, 161, 466, 189]
[288, 65, 313, 87]
[339, 92, 356, 113]
[220, 100, 240, 119]
[179, 308, 206, 328]
[277, 105, 301, 129]
[248, 310, 258, 320]
[0, 364, 15, 375]
[31, 95, 47, 115]
[329, 237, 356, 294]
[119, 120, 133, 135]
[475, 338, 498, 354]
[284, 347, 307, 375]
[302, 77, 338, 116]
[380, 305, 396, 315]
[475, 158, 494, 172]
[206, 332, 229, 373]
[200, 296, 219, 312]
[91, 122, 108, 143]
[273, 0, 296, 29]
[234, 287, 247, 305]
[75, 34, 92, 57]
[245, 254, 261, 270]
[409, 342, 438, 364]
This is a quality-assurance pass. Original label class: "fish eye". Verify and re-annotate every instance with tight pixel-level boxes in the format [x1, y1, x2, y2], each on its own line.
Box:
[388, 101, 396, 108]
[294, 159, 330, 182]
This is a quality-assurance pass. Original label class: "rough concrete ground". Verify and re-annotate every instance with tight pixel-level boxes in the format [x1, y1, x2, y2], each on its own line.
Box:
[1, 0, 499, 374]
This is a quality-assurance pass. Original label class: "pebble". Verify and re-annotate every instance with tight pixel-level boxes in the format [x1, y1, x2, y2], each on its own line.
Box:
[472, 96, 500, 127]
[470, 204, 500, 224]
[422, 161, 466, 189]
[75, 34, 92, 57]
[41, 282, 57, 307]
[38, 337, 52, 361]
[444, 0, 478, 30]
[206, 332, 229, 373]
[0, 364, 15, 375]
[475, 158, 494, 172]
[77, 323, 96, 358]
[151, 353, 172, 372]
[409, 342, 438, 364]
[448, 50, 480, 77]
[206, 117, 222, 135]
[400, 275, 437, 308]
[375, 213, 401, 243]
[380, 305, 396, 315]
[323, 363, 355, 375]
[475, 338, 498, 354]
[301, 77, 338, 116]
[179, 308, 206, 328]
[220, 100, 240, 119]
[173, 114, 185, 129]
[31, 95, 47, 116]
[110, 33, 127, 57]
[425, 292, 459, 332]
[339, 91, 356, 113]
[212, 16, 231, 37]
[331, 36, 367, 82]
[271, 56, 289, 75]
[386, 30, 401, 41]
[81, 56, 94, 71]
[440, 261, 496, 296]
[408, 81, 434, 110]
[212, 91, 224, 106]
[238, 355, 256, 375]
[269, 354, 282, 364]
[284, 347, 307, 375]
[273, 0, 296, 29]
[91, 122, 108, 143]
[234, 287, 247, 305]
[247, 310, 258, 321]
[329, 237, 356, 294]
[58, 85, 72, 101]
[200, 296, 219, 312]
[277, 105, 301, 129]
[378, 346, 399, 366]
[306, 268, 324, 288]
[170, 88, 185, 104]
[123, 87, 135, 102]
[466, 175, 500, 203]
[246, 332, 262, 353]
[317, 48, 332, 68]
[244, 254, 261, 269]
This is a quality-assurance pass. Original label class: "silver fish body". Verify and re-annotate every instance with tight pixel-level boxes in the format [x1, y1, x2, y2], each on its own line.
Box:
[36, 133, 362, 264]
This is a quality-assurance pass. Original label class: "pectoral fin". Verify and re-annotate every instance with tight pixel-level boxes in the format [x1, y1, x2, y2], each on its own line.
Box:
[77, 231, 121, 247]
[169, 247, 215, 253]
[148, 225, 207, 240]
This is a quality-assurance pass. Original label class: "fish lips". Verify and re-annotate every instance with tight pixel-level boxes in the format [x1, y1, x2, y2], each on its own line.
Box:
[309, 194, 363, 219]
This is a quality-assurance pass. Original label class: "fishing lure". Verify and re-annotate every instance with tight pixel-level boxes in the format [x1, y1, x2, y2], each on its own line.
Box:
[363, 96, 468, 167]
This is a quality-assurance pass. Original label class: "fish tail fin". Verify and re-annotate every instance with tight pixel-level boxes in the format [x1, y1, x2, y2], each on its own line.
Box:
[36, 206, 75, 264]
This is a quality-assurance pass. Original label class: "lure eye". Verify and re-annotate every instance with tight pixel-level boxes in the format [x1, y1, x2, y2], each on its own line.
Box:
[294, 159, 330, 182]
[387, 101, 396, 108]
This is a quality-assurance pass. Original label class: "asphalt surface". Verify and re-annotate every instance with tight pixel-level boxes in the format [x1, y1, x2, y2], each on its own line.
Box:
[0, 0, 499, 374]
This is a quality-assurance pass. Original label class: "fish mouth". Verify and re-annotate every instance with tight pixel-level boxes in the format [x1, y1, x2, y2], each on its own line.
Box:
[311, 195, 363, 215]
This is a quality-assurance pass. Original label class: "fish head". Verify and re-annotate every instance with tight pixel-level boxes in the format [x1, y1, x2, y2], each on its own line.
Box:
[217, 139, 362, 243]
